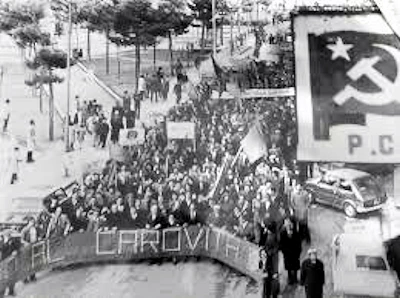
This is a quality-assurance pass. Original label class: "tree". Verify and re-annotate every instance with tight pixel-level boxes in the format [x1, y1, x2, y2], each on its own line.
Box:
[0, 0, 47, 55]
[157, 0, 193, 75]
[189, 0, 228, 52]
[188, 0, 212, 52]
[0, 0, 45, 32]
[112, 0, 159, 90]
[25, 49, 70, 141]
[55, 0, 118, 73]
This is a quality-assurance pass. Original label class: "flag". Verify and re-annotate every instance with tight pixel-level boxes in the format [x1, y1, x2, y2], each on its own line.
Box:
[211, 55, 224, 80]
[241, 122, 268, 164]
[308, 31, 400, 140]
[208, 155, 231, 200]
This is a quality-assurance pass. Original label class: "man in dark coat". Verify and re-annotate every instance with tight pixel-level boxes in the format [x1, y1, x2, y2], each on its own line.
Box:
[279, 217, 302, 285]
[110, 109, 123, 144]
[145, 204, 164, 229]
[186, 203, 203, 226]
[259, 248, 279, 298]
[98, 115, 109, 148]
[300, 248, 325, 298]
[0, 230, 21, 296]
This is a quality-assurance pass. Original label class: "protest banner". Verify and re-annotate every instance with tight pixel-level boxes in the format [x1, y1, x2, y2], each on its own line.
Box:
[0, 226, 262, 295]
[240, 87, 295, 99]
[119, 128, 145, 146]
[166, 122, 196, 140]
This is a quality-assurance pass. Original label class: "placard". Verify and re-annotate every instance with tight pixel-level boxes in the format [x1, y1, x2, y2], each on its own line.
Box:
[119, 128, 145, 146]
[166, 122, 196, 139]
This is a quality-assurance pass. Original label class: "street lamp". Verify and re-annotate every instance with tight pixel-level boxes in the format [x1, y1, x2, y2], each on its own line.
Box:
[65, 0, 72, 152]
[212, 0, 217, 56]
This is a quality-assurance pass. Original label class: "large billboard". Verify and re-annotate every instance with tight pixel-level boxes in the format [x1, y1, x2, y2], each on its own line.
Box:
[294, 12, 400, 163]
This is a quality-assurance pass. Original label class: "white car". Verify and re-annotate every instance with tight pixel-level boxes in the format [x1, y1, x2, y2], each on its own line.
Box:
[332, 233, 399, 298]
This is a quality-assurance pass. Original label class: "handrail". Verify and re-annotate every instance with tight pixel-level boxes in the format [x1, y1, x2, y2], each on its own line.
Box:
[0, 226, 262, 295]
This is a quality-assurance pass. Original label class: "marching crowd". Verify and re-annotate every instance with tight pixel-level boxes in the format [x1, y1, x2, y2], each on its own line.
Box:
[0, 39, 325, 297]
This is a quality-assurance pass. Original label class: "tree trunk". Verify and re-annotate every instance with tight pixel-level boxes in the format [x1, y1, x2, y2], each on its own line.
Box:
[39, 85, 43, 113]
[106, 29, 110, 75]
[87, 28, 91, 61]
[153, 42, 156, 70]
[134, 38, 140, 92]
[220, 22, 224, 46]
[168, 31, 174, 76]
[201, 23, 205, 52]
[48, 80, 54, 141]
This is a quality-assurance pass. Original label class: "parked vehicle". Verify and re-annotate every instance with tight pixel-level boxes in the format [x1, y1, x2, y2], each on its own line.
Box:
[332, 233, 399, 298]
[304, 168, 387, 217]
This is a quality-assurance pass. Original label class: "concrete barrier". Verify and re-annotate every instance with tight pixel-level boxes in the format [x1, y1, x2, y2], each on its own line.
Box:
[0, 226, 262, 295]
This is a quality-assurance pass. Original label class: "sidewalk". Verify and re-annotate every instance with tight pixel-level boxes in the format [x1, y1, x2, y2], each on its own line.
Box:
[0, 28, 256, 221]
[0, 59, 194, 222]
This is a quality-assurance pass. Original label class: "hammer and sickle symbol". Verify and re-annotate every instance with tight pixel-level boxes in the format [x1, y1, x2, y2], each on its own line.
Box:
[333, 44, 400, 106]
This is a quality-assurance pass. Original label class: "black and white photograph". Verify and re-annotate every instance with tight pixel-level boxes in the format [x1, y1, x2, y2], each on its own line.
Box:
[0, 0, 399, 297]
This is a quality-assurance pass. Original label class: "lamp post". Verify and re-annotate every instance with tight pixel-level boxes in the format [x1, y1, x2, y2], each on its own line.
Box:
[65, 0, 72, 152]
[212, 0, 217, 56]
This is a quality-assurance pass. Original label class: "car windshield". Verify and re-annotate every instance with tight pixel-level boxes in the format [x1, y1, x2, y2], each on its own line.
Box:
[356, 255, 387, 271]
[353, 176, 382, 198]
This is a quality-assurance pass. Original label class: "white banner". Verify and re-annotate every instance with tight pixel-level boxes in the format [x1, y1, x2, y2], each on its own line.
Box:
[240, 87, 295, 99]
[374, 0, 400, 39]
[167, 122, 196, 140]
[119, 128, 145, 146]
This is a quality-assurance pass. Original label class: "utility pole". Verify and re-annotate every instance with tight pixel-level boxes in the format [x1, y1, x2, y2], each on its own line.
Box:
[212, 0, 217, 56]
[230, 12, 233, 55]
[65, 0, 72, 152]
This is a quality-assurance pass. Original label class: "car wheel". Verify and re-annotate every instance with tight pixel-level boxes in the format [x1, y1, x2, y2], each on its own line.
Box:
[343, 203, 357, 218]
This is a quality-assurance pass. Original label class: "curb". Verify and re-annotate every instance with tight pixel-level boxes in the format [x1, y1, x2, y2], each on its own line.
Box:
[76, 62, 122, 103]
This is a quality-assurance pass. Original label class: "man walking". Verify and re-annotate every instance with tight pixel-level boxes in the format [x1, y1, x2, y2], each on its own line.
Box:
[134, 93, 142, 119]
[98, 114, 109, 148]
[0, 99, 10, 133]
[279, 217, 302, 285]
[26, 120, 36, 163]
[300, 248, 325, 298]
[10, 146, 22, 184]
[291, 183, 311, 243]
[259, 248, 279, 298]
[138, 74, 146, 99]
[122, 90, 131, 112]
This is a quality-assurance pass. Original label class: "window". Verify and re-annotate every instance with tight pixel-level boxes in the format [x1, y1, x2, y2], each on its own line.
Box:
[356, 255, 387, 271]
[321, 175, 337, 186]
[338, 180, 352, 192]
[354, 176, 383, 198]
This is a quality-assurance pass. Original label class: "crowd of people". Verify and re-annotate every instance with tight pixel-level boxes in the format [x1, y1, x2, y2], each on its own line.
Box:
[0, 30, 326, 298]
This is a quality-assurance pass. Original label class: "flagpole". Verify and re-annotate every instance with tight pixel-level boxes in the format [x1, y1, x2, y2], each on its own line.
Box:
[231, 144, 243, 169]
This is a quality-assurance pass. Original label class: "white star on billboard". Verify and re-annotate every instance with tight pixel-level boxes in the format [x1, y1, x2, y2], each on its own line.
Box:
[327, 37, 353, 61]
